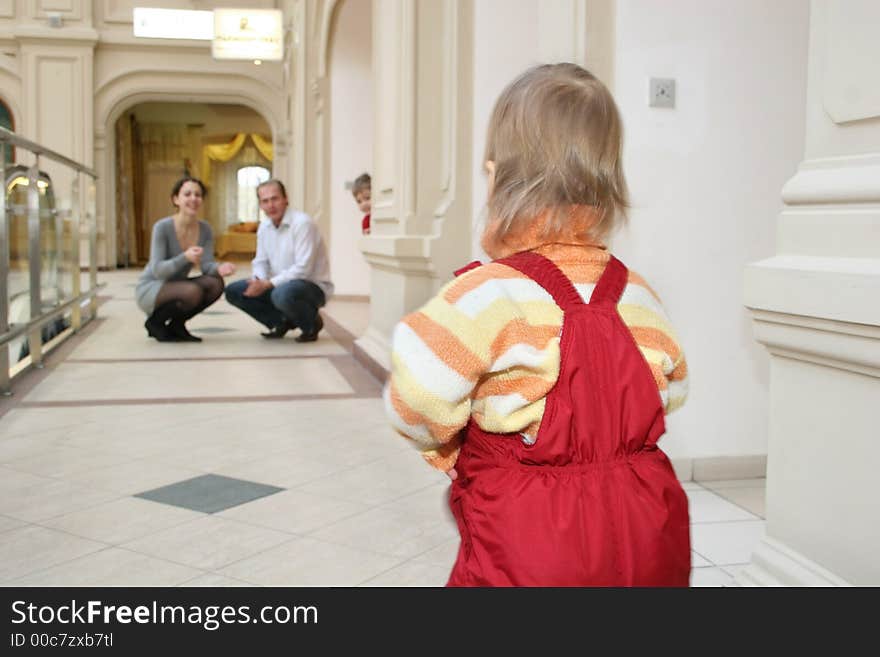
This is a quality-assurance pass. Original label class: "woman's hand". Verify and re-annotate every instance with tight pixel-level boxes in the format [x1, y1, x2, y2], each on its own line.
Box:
[446, 467, 458, 481]
[184, 246, 203, 264]
[217, 262, 236, 277]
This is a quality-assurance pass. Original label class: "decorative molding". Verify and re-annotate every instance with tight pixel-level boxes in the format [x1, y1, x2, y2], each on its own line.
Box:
[100, 0, 133, 25]
[822, 1, 880, 124]
[13, 26, 98, 43]
[0, 0, 14, 19]
[32, 0, 80, 21]
[316, 0, 339, 79]
[744, 256, 880, 327]
[747, 309, 880, 378]
[736, 537, 851, 586]
[360, 235, 428, 259]
[781, 154, 880, 205]
[777, 206, 880, 259]
[433, 0, 456, 219]
[94, 31, 216, 48]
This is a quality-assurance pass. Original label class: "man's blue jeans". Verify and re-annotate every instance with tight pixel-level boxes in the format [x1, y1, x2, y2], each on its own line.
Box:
[225, 279, 326, 333]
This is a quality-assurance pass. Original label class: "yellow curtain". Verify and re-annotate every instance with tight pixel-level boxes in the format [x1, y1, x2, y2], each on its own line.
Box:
[201, 133, 247, 184]
[201, 133, 273, 185]
[251, 133, 273, 162]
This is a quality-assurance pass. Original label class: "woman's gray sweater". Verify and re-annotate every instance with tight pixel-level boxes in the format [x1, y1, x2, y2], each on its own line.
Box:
[135, 217, 219, 315]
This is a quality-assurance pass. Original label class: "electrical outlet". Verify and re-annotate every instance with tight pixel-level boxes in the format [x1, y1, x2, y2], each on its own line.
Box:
[649, 78, 676, 108]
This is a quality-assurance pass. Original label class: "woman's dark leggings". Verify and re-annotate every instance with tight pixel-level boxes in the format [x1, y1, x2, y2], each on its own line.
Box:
[149, 274, 224, 325]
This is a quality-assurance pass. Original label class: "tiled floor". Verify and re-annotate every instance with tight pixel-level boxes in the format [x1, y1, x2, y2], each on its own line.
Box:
[0, 269, 766, 586]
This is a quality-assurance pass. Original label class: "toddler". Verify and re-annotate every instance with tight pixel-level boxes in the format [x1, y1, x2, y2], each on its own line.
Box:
[385, 63, 690, 586]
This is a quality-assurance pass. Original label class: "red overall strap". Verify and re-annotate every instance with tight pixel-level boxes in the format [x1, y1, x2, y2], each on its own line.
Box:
[495, 251, 583, 311]
[588, 256, 628, 306]
[454, 260, 483, 277]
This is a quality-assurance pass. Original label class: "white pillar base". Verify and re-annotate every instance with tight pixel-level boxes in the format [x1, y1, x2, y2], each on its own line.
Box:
[736, 537, 852, 587]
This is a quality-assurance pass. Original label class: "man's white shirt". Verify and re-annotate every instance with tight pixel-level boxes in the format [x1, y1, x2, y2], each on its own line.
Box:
[251, 208, 334, 299]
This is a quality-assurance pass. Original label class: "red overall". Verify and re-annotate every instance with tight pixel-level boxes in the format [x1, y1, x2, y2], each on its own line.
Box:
[447, 251, 691, 586]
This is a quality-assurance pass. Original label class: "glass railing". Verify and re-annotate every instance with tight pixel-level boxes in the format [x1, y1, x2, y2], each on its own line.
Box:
[0, 127, 102, 395]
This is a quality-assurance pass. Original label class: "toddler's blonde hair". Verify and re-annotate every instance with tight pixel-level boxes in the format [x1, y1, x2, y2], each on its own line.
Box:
[484, 63, 628, 244]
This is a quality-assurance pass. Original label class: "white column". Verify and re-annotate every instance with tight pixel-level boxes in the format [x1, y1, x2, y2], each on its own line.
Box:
[740, 0, 880, 586]
[356, 0, 473, 371]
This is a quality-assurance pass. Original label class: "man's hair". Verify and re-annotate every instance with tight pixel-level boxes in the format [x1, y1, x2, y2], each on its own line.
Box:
[256, 178, 288, 199]
[484, 63, 628, 243]
[352, 173, 371, 198]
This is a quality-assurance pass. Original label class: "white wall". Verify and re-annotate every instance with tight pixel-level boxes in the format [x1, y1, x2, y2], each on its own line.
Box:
[329, 0, 372, 296]
[471, 0, 543, 259]
[610, 0, 809, 459]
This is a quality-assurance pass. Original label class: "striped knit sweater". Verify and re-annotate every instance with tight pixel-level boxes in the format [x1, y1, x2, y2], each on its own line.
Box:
[384, 242, 689, 472]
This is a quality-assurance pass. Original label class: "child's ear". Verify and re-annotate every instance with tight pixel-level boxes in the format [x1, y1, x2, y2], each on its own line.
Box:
[485, 160, 496, 197]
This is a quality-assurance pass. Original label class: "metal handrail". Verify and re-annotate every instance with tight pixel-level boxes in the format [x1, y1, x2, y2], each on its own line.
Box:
[0, 127, 98, 178]
[0, 286, 105, 347]
[1, 128, 100, 394]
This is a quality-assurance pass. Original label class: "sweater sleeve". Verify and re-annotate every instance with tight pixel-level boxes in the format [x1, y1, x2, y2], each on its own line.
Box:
[384, 271, 495, 472]
[617, 275, 689, 414]
[146, 220, 189, 281]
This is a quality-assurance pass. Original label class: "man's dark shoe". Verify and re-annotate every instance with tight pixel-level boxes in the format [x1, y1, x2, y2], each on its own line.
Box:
[295, 314, 323, 343]
[261, 321, 291, 339]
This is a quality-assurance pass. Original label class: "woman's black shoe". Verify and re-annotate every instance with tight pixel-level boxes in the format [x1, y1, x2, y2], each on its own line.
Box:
[145, 317, 176, 342]
[168, 320, 202, 342]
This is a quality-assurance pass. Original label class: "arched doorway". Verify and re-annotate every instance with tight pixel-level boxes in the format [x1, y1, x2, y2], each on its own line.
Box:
[95, 70, 285, 269]
[112, 102, 273, 266]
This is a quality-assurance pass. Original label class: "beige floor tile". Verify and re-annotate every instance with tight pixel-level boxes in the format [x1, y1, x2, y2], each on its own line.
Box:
[690, 566, 735, 587]
[360, 559, 450, 587]
[0, 479, 120, 523]
[711, 487, 766, 519]
[296, 451, 446, 506]
[179, 573, 254, 587]
[146, 437, 295, 473]
[68, 306, 347, 361]
[121, 516, 294, 570]
[217, 536, 404, 586]
[0, 525, 106, 583]
[22, 358, 354, 402]
[0, 466, 54, 494]
[217, 489, 369, 535]
[0, 409, 78, 439]
[0, 434, 68, 462]
[691, 550, 712, 567]
[39, 497, 205, 544]
[67, 459, 207, 495]
[686, 489, 761, 523]
[309, 502, 459, 559]
[214, 452, 356, 489]
[410, 538, 460, 570]
[4, 446, 136, 480]
[8, 547, 205, 586]
[691, 520, 766, 566]
[721, 564, 750, 581]
[0, 515, 27, 534]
